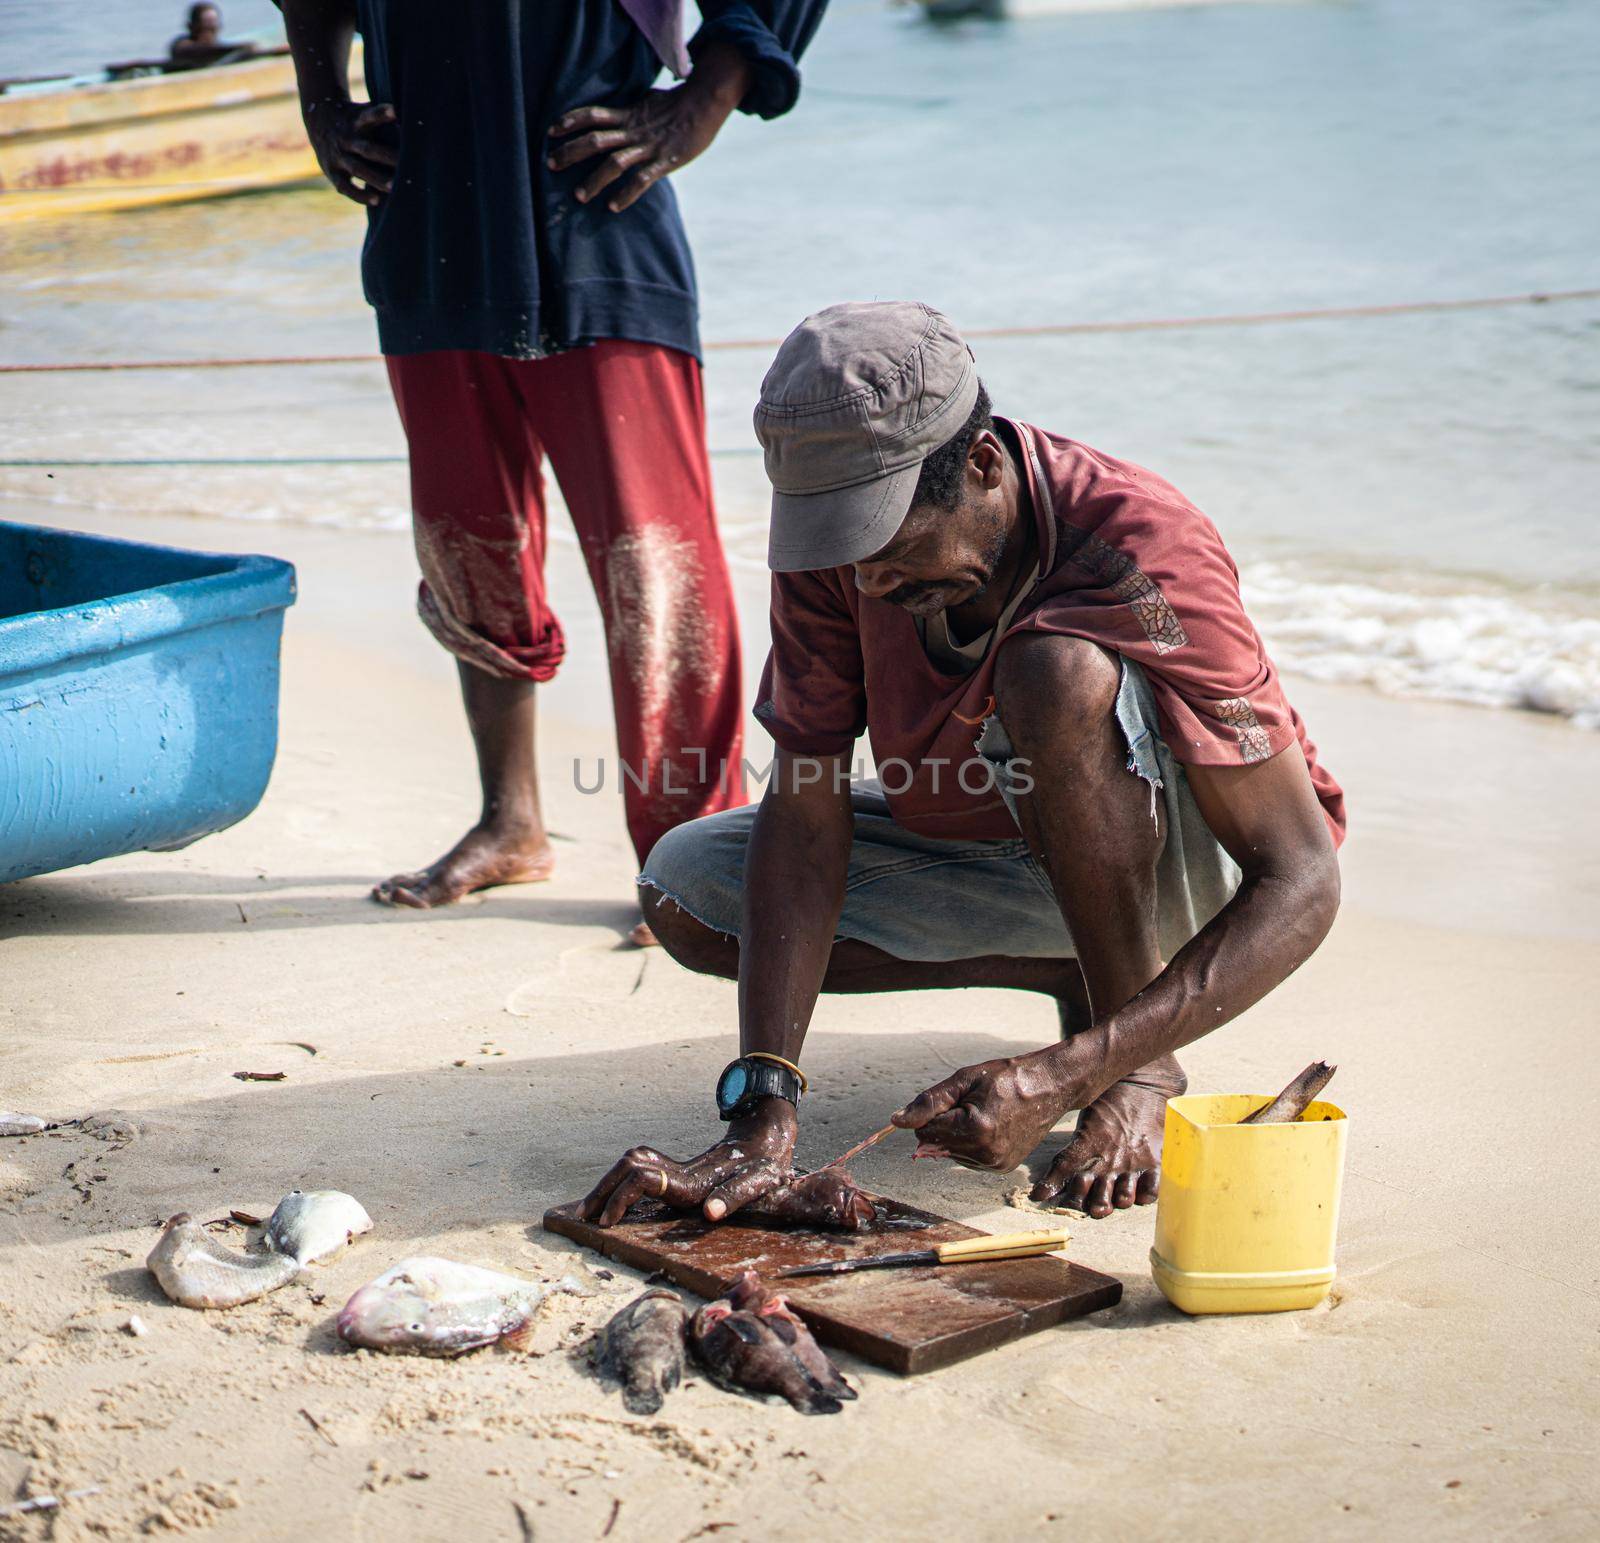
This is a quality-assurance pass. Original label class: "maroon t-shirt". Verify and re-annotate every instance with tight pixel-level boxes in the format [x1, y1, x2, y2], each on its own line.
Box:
[754, 419, 1346, 846]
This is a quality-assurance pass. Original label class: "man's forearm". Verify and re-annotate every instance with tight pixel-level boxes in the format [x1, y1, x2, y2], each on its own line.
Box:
[1060, 860, 1340, 1095]
[736, 776, 853, 1068]
[682, 39, 755, 119]
[282, 0, 356, 109]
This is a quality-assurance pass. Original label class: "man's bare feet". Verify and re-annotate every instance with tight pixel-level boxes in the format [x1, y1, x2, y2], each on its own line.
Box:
[1029, 1053, 1187, 1219]
[629, 919, 659, 948]
[371, 821, 555, 909]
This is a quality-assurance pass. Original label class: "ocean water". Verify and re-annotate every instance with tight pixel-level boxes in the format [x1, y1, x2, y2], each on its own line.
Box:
[2, 0, 1597, 725]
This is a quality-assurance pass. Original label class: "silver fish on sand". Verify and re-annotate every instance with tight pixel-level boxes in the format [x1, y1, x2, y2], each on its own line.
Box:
[265, 1189, 373, 1263]
[0, 1112, 49, 1137]
[147, 1213, 303, 1309]
[337, 1256, 587, 1357]
[593, 1288, 689, 1415]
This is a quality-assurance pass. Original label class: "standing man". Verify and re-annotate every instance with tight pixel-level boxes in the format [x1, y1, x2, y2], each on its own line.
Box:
[580, 302, 1345, 1222]
[281, 2, 826, 937]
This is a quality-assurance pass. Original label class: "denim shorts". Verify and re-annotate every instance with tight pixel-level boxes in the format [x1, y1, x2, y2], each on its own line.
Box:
[639, 658, 1241, 964]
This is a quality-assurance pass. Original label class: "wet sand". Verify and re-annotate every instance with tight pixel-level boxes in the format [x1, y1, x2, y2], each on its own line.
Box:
[1, 503, 1597, 1538]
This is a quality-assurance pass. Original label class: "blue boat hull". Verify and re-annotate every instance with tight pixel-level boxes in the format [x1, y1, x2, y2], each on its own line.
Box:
[0, 522, 297, 884]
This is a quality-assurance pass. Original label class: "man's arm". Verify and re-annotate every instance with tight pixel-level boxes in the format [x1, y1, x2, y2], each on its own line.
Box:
[546, 0, 829, 212]
[700, 751, 855, 1218]
[897, 732, 1340, 1166]
[281, 0, 396, 206]
[546, 42, 753, 213]
[1085, 745, 1341, 1082]
[577, 753, 854, 1227]
[691, 0, 830, 119]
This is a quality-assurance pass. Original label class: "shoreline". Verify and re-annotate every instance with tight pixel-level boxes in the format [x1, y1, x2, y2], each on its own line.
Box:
[5, 441, 1596, 733]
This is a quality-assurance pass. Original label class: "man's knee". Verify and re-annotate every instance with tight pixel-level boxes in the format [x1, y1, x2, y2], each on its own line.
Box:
[994, 633, 1122, 745]
[993, 634, 1164, 852]
[639, 885, 733, 975]
[637, 818, 742, 978]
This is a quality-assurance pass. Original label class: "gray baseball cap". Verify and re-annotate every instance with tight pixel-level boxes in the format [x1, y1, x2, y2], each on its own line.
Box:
[754, 300, 979, 573]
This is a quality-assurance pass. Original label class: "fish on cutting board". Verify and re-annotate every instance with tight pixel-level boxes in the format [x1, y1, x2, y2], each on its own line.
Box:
[745, 1168, 879, 1231]
[690, 1270, 855, 1415]
[147, 1213, 303, 1309]
[592, 1287, 690, 1414]
[337, 1257, 586, 1356]
[264, 1189, 373, 1263]
[577, 1143, 881, 1232]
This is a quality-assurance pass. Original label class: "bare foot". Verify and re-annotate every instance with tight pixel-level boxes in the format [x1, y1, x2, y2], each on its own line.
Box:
[1029, 1054, 1187, 1219]
[371, 821, 555, 909]
[629, 919, 660, 948]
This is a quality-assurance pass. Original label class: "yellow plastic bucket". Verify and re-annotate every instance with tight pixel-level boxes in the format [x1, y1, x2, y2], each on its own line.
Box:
[1150, 1092, 1348, 1315]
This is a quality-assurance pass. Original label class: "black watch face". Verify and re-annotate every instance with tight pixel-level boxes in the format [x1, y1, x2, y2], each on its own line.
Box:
[717, 1061, 752, 1111]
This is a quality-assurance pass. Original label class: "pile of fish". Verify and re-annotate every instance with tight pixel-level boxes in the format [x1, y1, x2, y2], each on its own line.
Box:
[595, 1270, 856, 1417]
[147, 1189, 372, 1308]
[330, 1256, 858, 1418]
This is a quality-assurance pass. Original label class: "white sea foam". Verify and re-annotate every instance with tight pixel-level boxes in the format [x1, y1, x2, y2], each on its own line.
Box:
[6, 473, 1596, 731]
[1241, 563, 1600, 731]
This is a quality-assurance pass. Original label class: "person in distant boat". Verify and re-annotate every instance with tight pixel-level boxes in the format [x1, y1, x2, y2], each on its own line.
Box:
[169, 4, 255, 66]
[580, 301, 1345, 1226]
[280, 1, 827, 943]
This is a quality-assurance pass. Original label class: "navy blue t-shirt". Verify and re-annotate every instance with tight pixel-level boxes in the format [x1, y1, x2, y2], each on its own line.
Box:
[354, 1, 824, 360]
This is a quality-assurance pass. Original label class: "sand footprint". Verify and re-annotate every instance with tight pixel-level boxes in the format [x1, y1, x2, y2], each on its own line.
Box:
[504, 944, 649, 1015]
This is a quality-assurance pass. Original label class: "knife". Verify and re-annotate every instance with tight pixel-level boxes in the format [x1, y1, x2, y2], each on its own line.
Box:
[776, 1227, 1071, 1279]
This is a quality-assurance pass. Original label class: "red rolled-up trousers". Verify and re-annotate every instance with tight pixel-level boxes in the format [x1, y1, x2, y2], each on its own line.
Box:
[386, 341, 745, 865]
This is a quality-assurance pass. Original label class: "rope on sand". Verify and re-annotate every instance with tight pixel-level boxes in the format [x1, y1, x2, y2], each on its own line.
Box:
[1, 287, 1595, 375]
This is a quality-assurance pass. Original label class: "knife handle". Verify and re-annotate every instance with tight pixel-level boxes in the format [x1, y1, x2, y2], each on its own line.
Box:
[934, 1228, 1071, 1263]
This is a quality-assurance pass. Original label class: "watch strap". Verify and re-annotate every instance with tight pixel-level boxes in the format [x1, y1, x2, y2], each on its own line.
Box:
[718, 1055, 802, 1120]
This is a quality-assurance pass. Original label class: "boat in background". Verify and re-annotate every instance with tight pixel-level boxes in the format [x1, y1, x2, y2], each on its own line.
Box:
[0, 45, 363, 223]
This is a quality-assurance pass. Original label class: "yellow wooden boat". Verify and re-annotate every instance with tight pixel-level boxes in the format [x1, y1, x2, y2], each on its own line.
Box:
[0, 47, 363, 223]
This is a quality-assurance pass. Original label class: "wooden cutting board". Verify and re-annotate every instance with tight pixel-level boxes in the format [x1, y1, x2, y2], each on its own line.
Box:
[543, 1194, 1121, 1375]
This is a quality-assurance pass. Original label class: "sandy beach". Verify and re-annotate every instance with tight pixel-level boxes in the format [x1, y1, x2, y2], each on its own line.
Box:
[1, 491, 1596, 1540]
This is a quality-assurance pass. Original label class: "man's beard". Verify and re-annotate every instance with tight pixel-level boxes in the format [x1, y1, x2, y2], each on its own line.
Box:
[886, 517, 1008, 614]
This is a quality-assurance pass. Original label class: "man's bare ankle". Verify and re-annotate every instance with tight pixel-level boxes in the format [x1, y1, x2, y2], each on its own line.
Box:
[477, 810, 548, 846]
[1119, 1056, 1187, 1099]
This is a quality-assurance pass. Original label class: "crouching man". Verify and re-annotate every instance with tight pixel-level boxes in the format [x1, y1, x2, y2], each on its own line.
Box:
[580, 301, 1345, 1226]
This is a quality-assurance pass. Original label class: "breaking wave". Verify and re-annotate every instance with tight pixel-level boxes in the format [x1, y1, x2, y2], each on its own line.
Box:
[1241, 563, 1600, 730]
[6, 473, 1596, 730]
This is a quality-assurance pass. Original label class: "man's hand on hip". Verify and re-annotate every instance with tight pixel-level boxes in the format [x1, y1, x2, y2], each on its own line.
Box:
[303, 99, 397, 206]
[546, 40, 754, 213]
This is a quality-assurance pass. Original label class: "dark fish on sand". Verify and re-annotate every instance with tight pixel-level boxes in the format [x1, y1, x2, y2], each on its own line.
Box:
[593, 1287, 689, 1415]
[746, 1169, 878, 1232]
[1242, 1061, 1337, 1125]
[690, 1269, 855, 1415]
[147, 1213, 303, 1308]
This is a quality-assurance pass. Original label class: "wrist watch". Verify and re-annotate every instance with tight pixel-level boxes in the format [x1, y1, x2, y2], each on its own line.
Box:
[716, 1055, 802, 1121]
